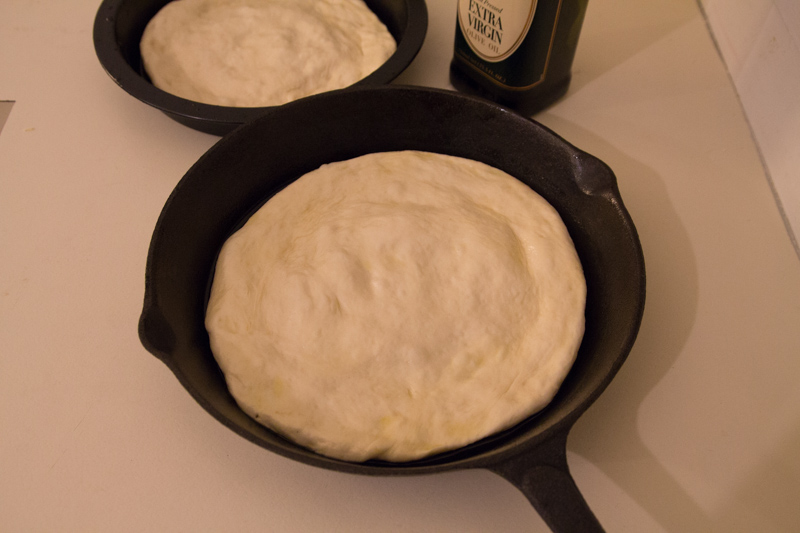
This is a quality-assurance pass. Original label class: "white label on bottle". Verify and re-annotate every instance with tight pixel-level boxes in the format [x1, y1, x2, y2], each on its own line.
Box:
[457, 0, 538, 62]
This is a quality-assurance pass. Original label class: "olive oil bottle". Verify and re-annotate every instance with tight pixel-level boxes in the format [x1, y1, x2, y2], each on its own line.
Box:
[450, 0, 589, 115]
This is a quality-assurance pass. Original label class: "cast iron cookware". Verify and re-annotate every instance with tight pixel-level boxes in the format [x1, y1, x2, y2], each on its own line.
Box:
[139, 86, 645, 532]
[93, 0, 428, 135]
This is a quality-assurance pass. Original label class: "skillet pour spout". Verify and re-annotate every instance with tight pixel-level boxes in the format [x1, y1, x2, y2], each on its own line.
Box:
[139, 86, 645, 532]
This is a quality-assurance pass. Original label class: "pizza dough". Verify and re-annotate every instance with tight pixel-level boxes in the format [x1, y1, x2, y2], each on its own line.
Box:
[205, 151, 586, 462]
[140, 0, 396, 107]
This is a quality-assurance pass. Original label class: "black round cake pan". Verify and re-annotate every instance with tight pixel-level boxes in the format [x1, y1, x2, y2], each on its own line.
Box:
[93, 0, 428, 135]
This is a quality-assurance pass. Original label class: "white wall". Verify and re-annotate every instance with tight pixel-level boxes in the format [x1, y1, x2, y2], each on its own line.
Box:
[699, 0, 800, 253]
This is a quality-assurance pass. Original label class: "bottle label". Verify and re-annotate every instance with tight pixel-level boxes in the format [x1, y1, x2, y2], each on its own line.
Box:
[457, 0, 537, 62]
[454, 0, 562, 89]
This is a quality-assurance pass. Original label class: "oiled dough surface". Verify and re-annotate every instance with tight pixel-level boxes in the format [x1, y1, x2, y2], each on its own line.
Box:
[140, 0, 396, 107]
[205, 151, 586, 461]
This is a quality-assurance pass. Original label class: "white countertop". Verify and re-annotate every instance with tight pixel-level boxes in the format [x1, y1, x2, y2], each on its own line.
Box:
[2, 0, 799, 531]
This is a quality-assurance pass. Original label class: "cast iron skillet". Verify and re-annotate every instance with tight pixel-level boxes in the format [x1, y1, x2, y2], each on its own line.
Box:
[93, 0, 428, 135]
[139, 86, 645, 532]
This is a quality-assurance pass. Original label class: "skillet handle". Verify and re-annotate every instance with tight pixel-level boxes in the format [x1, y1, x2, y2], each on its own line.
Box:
[487, 431, 604, 533]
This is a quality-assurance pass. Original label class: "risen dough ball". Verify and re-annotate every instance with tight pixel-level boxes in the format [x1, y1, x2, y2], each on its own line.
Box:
[205, 151, 586, 462]
[140, 0, 396, 107]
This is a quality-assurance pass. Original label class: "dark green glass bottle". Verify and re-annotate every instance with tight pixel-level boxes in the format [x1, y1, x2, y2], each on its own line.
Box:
[450, 0, 589, 115]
